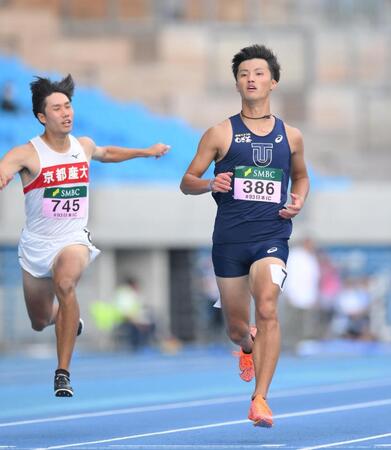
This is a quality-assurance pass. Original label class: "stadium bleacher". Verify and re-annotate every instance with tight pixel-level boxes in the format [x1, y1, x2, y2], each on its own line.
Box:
[0, 54, 349, 189]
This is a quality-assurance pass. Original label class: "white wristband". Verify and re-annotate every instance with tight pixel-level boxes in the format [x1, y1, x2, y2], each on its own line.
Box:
[208, 178, 215, 192]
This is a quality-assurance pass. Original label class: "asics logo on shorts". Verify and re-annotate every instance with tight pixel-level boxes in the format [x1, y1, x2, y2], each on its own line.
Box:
[267, 247, 278, 254]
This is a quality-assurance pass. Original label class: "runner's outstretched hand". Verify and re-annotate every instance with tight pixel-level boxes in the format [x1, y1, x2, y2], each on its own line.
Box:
[147, 143, 170, 158]
[0, 168, 13, 190]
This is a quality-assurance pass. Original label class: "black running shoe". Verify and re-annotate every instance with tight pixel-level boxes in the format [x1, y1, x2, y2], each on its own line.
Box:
[77, 318, 84, 337]
[54, 374, 73, 397]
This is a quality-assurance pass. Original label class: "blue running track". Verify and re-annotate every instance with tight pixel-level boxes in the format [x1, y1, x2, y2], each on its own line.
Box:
[1, 346, 391, 449]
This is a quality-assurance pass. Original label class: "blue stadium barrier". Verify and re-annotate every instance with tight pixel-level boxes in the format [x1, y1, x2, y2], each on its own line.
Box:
[0, 55, 349, 188]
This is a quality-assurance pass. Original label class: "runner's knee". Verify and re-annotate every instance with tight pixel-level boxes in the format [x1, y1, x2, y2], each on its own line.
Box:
[54, 277, 76, 298]
[226, 323, 250, 344]
[256, 295, 278, 322]
[31, 317, 50, 331]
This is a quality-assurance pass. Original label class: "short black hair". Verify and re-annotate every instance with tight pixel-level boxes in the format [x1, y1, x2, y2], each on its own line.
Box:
[30, 74, 74, 121]
[232, 44, 281, 82]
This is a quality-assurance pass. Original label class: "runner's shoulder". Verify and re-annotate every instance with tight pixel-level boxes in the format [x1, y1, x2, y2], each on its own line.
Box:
[209, 118, 232, 135]
[77, 136, 95, 146]
[77, 136, 95, 150]
[76, 136, 95, 158]
[0, 142, 39, 174]
[283, 122, 303, 151]
[202, 118, 232, 146]
[7, 142, 36, 161]
[283, 122, 303, 141]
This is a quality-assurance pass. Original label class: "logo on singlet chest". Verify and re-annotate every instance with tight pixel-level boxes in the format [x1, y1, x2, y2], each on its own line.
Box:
[251, 143, 273, 167]
[234, 133, 252, 143]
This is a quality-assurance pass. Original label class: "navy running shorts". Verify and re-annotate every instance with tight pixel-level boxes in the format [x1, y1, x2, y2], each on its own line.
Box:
[212, 238, 289, 278]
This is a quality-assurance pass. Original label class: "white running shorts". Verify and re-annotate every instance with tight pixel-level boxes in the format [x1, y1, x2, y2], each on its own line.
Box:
[18, 227, 101, 278]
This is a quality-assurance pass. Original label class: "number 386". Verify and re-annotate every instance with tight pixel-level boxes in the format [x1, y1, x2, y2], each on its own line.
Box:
[243, 180, 275, 195]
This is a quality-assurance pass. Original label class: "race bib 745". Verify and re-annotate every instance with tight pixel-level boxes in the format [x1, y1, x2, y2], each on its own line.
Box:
[42, 186, 87, 219]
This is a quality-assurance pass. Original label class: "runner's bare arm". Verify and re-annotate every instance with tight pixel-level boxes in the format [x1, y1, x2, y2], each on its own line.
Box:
[180, 123, 232, 195]
[279, 126, 310, 219]
[0, 146, 30, 190]
[78, 137, 170, 162]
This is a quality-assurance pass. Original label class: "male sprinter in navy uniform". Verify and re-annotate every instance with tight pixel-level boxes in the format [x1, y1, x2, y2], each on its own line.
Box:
[180, 44, 309, 427]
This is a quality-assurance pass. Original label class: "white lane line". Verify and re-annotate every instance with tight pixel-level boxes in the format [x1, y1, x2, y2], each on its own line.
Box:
[0, 396, 245, 428]
[39, 447, 286, 450]
[270, 378, 391, 399]
[37, 447, 286, 450]
[108, 446, 286, 448]
[46, 419, 247, 449]
[46, 398, 391, 449]
[299, 432, 391, 450]
[2, 377, 391, 428]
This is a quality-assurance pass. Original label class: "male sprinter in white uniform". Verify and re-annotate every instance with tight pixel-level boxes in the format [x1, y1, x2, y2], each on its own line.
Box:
[0, 74, 169, 397]
[180, 45, 309, 427]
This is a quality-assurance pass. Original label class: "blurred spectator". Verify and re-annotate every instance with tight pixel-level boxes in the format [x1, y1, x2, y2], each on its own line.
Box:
[157, 0, 185, 19]
[0, 81, 19, 113]
[368, 271, 391, 341]
[113, 277, 156, 351]
[282, 238, 321, 349]
[194, 251, 224, 342]
[330, 277, 374, 340]
[318, 250, 342, 338]
[90, 301, 122, 332]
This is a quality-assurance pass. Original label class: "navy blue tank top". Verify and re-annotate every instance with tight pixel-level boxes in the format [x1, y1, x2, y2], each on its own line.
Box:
[212, 114, 292, 244]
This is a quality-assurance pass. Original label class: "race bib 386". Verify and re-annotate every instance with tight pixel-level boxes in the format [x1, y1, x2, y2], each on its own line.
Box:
[233, 166, 282, 203]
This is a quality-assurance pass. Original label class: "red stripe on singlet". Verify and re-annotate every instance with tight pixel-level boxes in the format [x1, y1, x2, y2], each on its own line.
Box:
[23, 162, 89, 194]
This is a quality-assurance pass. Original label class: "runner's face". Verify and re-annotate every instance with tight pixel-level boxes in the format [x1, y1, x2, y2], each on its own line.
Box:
[39, 92, 74, 134]
[236, 59, 276, 101]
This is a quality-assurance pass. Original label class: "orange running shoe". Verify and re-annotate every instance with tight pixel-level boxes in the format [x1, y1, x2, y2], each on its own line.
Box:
[248, 395, 273, 428]
[233, 326, 257, 382]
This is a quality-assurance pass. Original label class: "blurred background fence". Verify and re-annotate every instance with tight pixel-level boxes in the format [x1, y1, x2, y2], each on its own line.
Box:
[0, 0, 390, 353]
